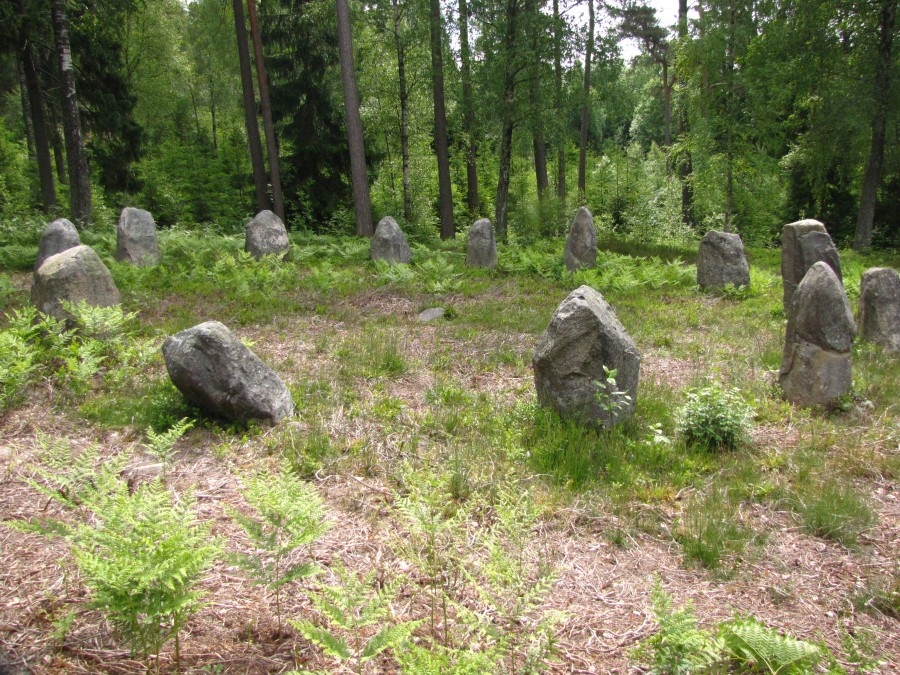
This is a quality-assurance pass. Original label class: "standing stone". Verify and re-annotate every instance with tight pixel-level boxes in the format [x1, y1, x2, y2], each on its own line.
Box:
[371, 216, 412, 264]
[533, 285, 640, 428]
[35, 218, 80, 272]
[781, 219, 841, 313]
[696, 230, 750, 291]
[858, 268, 900, 353]
[780, 262, 855, 408]
[115, 207, 160, 266]
[466, 218, 497, 269]
[563, 207, 598, 272]
[31, 245, 121, 323]
[162, 321, 294, 424]
[245, 210, 290, 260]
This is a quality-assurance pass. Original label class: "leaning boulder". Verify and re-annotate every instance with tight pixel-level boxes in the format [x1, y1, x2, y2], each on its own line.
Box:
[162, 321, 294, 424]
[780, 262, 855, 408]
[245, 210, 290, 260]
[533, 285, 640, 428]
[696, 230, 750, 291]
[858, 267, 900, 353]
[31, 245, 121, 323]
[563, 207, 598, 272]
[35, 218, 80, 272]
[781, 219, 841, 314]
[371, 216, 412, 264]
[466, 218, 497, 269]
[115, 207, 160, 266]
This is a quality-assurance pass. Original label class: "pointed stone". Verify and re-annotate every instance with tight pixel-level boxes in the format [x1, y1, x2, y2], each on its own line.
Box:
[245, 209, 290, 260]
[563, 207, 597, 272]
[31, 245, 120, 323]
[466, 218, 497, 269]
[781, 219, 841, 314]
[116, 207, 160, 266]
[696, 230, 750, 291]
[35, 218, 80, 272]
[858, 267, 900, 353]
[371, 216, 412, 264]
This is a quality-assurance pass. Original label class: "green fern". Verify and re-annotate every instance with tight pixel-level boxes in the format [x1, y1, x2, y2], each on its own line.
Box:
[718, 616, 821, 674]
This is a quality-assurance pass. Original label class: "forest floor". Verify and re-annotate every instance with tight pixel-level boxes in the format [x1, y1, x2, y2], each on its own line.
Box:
[0, 229, 898, 673]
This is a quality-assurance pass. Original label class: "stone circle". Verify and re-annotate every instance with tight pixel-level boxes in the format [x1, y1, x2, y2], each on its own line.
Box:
[35, 218, 80, 272]
[371, 216, 412, 264]
[696, 230, 750, 291]
[563, 207, 598, 272]
[466, 218, 497, 269]
[31, 245, 121, 323]
[115, 207, 160, 266]
[858, 267, 900, 352]
[245, 210, 290, 260]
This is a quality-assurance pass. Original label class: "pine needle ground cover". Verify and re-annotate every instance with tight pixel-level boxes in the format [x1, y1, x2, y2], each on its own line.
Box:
[1, 228, 898, 673]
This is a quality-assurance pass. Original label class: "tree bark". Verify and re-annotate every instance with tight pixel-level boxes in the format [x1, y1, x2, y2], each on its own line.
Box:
[459, 0, 480, 215]
[430, 0, 455, 239]
[494, 0, 519, 241]
[246, 0, 285, 221]
[677, 0, 694, 228]
[336, 0, 374, 236]
[16, 11, 57, 212]
[577, 0, 594, 200]
[16, 62, 35, 158]
[392, 0, 412, 222]
[662, 61, 672, 147]
[553, 0, 566, 201]
[51, 0, 91, 225]
[854, 0, 897, 250]
[233, 0, 270, 212]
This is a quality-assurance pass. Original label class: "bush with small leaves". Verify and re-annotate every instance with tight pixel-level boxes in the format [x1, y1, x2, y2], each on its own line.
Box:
[675, 385, 753, 451]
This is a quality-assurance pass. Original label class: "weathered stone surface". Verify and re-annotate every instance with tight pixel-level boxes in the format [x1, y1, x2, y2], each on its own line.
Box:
[162, 321, 293, 424]
[35, 218, 80, 271]
[563, 207, 598, 272]
[417, 307, 445, 322]
[245, 210, 290, 260]
[31, 245, 121, 322]
[533, 285, 640, 428]
[696, 230, 750, 291]
[780, 262, 855, 408]
[371, 216, 412, 264]
[858, 267, 900, 352]
[466, 218, 497, 269]
[781, 219, 841, 312]
[115, 207, 160, 266]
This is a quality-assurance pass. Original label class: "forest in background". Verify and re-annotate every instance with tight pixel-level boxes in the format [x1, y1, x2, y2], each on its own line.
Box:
[0, 0, 898, 250]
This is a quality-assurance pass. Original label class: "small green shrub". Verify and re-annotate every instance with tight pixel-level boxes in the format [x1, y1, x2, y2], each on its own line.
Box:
[677, 486, 754, 570]
[676, 385, 753, 451]
[718, 615, 823, 674]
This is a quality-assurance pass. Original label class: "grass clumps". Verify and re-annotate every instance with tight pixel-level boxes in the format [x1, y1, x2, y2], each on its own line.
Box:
[676, 384, 754, 451]
[677, 486, 757, 571]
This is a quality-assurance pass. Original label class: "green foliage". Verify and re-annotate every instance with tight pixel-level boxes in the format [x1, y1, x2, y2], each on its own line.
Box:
[718, 615, 822, 674]
[788, 476, 874, 548]
[594, 365, 633, 418]
[145, 418, 195, 476]
[677, 486, 755, 570]
[676, 385, 754, 451]
[230, 468, 330, 631]
[0, 322, 39, 411]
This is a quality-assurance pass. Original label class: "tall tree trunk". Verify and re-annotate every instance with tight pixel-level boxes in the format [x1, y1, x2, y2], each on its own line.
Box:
[50, 120, 66, 184]
[51, 0, 91, 225]
[677, 0, 694, 228]
[494, 0, 519, 241]
[247, 0, 285, 221]
[662, 61, 672, 147]
[459, 0, 480, 215]
[16, 14, 57, 211]
[577, 0, 594, 200]
[430, 0, 455, 239]
[336, 0, 374, 236]
[854, 0, 897, 250]
[553, 0, 566, 201]
[392, 0, 412, 222]
[534, 131, 549, 195]
[233, 0, 270, 212]
[16, 62, 35, 158]
[530, 4, 548, 198]
[211, 96, 218, 150]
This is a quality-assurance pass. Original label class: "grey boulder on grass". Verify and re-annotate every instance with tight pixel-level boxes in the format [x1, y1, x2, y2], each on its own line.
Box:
[533, 285, 640, 428]
[245, 210, 290, 260]
[466, 218, 497, 269]
[780, 219, 841, 314]
[115, 207, 160, 266]
[35, 218, 80, 272]
[371, 216, 412, 264]
[163, 321, 294, 424]
[696, 230, 750, 291]
[858, 267, 900, 353]
[563, 207, 598, 272]
[31, 245, 121, 323]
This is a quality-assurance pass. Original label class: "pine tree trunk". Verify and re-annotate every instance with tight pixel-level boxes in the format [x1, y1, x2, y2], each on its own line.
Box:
[336, 0, 374, 236]
[246, 0, 285, 221]
[530, 10, 548, 197]
[553, 0, 566, 201]
[459, 0, 480, 215]
[16, 62, 35, 158]
[430, 0, 455, 239]
[391, 0, 412, 222]
[51, 0, 91, 225]
[495, 113, 513, 242]
[854, 0, 897, 250]
[677, 0, 694, 228]
[662, 61, 672, 147]
[577, 0, 594, 200]
[233, 0, 270, 212]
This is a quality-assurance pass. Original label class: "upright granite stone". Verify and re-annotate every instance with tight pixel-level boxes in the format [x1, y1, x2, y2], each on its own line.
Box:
[31, 245, 121, 323]
[162, 321, 294, 424]
[371, 216, 412, 264]
[245, 210, 290, 260]
[858, 267, 900, 353]
[466, 218, 497, 269]
[115, 207, 160, 266]
[35, 218, 80, 272]
[780, 262, 855, 408]
[781, 219, 841, 313]
[563, 207, 598, 272]
[533, 285, 640, 428]
[696, 230, 750, 291]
